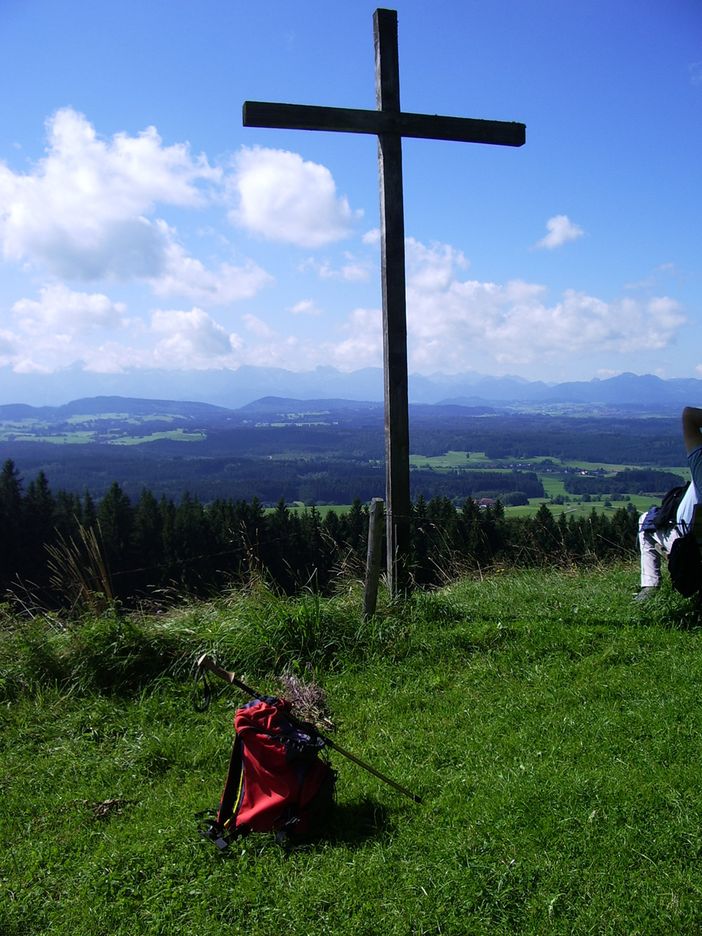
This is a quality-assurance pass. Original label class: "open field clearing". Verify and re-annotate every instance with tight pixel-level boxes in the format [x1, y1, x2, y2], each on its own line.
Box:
[109, 430, 205, 445]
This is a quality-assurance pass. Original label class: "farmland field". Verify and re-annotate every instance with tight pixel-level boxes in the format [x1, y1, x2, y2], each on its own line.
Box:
[0, 400, 690, 508]
[408, 450, 682, 517]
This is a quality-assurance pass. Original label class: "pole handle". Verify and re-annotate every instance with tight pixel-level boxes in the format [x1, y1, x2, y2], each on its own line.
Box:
[195, 654, 257, 697]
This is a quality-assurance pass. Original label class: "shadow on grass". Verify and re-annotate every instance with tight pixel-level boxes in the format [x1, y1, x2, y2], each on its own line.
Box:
[660, 602, 702, 631]
[636, 591, 702, 631]
[275, 798, 394, 853]
[322, 797, 393, 847]
[200, 798, 393, 859]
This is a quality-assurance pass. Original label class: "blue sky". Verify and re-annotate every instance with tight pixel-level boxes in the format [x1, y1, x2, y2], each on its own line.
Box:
[0, 0, 700, 402]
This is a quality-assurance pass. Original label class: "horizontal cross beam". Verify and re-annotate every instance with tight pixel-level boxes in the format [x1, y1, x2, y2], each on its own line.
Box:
[243, 101, 525, 147]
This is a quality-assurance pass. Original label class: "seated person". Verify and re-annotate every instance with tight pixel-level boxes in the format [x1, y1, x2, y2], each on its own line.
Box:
[636, 406, 702, 600]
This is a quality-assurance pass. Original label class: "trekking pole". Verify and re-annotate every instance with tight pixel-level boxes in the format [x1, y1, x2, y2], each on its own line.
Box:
[195, 654, 422, 805]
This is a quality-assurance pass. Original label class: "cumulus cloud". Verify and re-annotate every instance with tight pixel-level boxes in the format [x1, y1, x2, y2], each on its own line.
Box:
[12, 283, 127, 335]
[327, 307, 383, 370]
[1, 284, 129, 372]
[402, 237, 684, 372]
[0, 108, 220, 280]
[288, 299, 321, 316]
[227, 146, 360, 247]
[150, 307, 242, 368]
[181, 237, 685, 376]
[535, 214, 584, 250]
[152, 236, 272, 306]
[0, 286, 249, 374]
[299, 252, 371, 282]
[74, 307, 246, 375]
[242, 313, 277, 339]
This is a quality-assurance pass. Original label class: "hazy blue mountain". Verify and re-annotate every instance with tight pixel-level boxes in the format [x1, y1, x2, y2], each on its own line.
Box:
[0, 395, 233, 423]
[0, 365, 701, 412]
[0, 365, 384, 408]
[439, 372, 702, 409]
[239, 396, 384, 414]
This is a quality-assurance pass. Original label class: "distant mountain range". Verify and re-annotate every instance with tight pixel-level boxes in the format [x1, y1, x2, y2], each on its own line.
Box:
[0, 366, 700, 413]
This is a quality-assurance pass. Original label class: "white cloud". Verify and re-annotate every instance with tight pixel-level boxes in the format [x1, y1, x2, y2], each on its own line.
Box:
[401, 237, 684, 372]
[1, 284, 129, 372]
[164, 237, 683, 376]
[407, 238, 468, 291]
[227, 146, 360, 247]
[625, 262, 678, 291]
[328, 307, 382, 370]
[0, 290, 270, 375]
[12, 283, 127, 335]
[535, 214, 584, 250]
[0, 108, 219, 280]
[299, 252, 371, 282]
[150, 307, 242, 368]
[289, 299, 321, 316]
[152, 236, 272, 306]
[242, 313, 277, 340]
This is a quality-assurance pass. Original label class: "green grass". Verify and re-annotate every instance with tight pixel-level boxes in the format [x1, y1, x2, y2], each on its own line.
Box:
[3, 567, 702, 934]
[505, 494, 656, 519]
[540, 476, 567, 498]
[411, 450, 476, 468]
[409, 451, 651, 472]
[109, 429, 205, 445]
[9, 431, 98, 444]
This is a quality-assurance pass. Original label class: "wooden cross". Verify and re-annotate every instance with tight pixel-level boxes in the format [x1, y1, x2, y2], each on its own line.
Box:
[243, 8, 525, 598]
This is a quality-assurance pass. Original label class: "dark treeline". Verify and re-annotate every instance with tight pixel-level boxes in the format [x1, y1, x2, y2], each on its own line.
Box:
[0, 445, 545, 505]
[564, 468, 682, 496]
[0, 459, 639, 607]
[0, 412, 684, 504]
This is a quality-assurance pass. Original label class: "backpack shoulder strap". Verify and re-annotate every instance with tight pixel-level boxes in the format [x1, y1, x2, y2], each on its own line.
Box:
[216, 733, 245, 831]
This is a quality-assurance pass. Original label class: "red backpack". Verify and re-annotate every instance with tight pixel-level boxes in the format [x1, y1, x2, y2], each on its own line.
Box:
[202, 695, 336, 849]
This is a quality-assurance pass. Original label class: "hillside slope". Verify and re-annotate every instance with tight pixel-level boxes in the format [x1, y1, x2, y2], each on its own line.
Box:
[3, 564, 702, 934]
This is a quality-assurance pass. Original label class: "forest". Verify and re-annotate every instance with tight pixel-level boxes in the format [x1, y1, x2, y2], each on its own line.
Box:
[0, 402, 685, 503]
[0, 459, 638, 608]
[0, 402, 683, 607]
[563, 468, 683, 496]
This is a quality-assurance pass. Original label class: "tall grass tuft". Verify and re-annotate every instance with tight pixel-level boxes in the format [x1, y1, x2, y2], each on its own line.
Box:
[4, 562, 698, 704]
[0, 576, 414, 700]
[45, 523, 114, 615]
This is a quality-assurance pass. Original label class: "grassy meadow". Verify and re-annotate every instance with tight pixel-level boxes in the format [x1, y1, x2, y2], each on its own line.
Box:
[3, 564, 702, 934]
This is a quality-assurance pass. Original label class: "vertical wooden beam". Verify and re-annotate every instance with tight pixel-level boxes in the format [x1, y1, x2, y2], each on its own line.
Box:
[363, 497, 385, 619]
[374, 8, 411, 598]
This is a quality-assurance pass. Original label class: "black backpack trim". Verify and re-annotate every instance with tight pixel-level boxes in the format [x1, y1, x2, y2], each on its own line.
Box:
[668, 521, 702, 597]
[654, 482, 690, 531]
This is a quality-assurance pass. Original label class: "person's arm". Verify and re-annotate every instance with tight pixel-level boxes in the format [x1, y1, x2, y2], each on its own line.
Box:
[682, 407, 702, 453]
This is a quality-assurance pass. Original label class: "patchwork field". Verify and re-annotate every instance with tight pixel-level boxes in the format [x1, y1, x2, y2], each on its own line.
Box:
[0, 401, 688, 509]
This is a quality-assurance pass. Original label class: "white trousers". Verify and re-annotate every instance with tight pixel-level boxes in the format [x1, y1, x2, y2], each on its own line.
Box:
[638, 512, 682, 587]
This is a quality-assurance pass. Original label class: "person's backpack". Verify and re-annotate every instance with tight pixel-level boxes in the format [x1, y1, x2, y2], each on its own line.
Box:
[668, 523, 702, 597]
[652, 482, 690, 531]
[201, 695, 336, 850]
